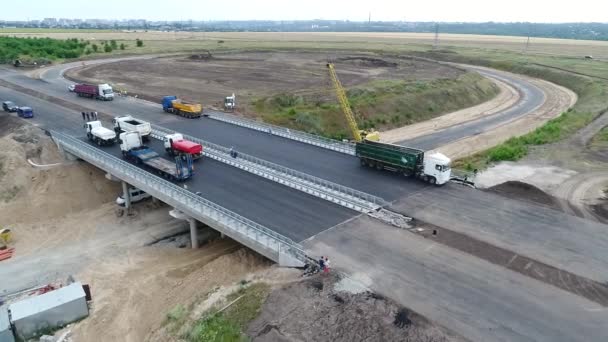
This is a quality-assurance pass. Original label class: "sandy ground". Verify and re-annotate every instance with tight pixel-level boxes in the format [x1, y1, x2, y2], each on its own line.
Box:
[65, 51, 464, 114]
[439, 74, 577, 159]
[381, 75, 519, 143]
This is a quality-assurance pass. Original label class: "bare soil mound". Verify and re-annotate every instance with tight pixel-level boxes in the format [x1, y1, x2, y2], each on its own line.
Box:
[0, 118, 120, 224]
[488, 181, 559, 208]
[248, 274, 457, 342]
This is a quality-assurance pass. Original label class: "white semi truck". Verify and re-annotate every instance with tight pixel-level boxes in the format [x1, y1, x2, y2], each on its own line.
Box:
[113, 116, 152, 141]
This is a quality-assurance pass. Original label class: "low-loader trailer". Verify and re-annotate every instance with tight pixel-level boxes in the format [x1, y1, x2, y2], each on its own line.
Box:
[119, 131, 194, 181]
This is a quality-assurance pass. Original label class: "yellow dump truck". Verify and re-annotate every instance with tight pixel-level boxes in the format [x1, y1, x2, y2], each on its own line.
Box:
[162, 96, 202, 119]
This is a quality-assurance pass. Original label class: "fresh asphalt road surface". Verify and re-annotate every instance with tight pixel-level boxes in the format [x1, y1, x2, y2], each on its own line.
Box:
[398, 68, 545, 150]
[392, 185, 608, 283]
[0, 85, 356, 242]
[0, 68, 431, 200]
[89, 138, 356, 242]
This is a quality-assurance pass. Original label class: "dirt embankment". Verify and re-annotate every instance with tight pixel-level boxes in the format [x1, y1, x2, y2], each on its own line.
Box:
[381, 74, 519, 143]
[0, 114, 120, 225]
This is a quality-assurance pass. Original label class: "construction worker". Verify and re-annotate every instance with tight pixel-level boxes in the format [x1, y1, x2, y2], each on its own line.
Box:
[94, 112, 98, 120]
[81, 112, 86, 121]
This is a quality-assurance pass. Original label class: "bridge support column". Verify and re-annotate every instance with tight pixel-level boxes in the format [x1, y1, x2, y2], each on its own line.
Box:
[189, 218, 199, 249]
[169, 209, 200, 249]
[121, 181, 131, 209]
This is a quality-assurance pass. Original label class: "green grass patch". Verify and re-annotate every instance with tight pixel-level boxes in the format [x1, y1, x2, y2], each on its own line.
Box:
[186, 282, 270, 342]
[255, 71, 498, 140]
[455, 109, 601, 170]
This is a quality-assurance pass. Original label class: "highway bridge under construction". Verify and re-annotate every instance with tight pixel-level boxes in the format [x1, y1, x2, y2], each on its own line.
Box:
[1, 56, 608, 342]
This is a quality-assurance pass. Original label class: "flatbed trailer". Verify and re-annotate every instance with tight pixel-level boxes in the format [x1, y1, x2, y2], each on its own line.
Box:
[122, 145, 193, 181]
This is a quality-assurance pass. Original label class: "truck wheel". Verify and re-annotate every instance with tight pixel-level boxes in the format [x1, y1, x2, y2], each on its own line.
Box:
[97, 139, 102, 146]
[429, 177, 437, 185]
[376, 162, 383, 170]
[360, 159, 367, 167]
[87, 133, 92, 140]
[422, 175, 429, 183]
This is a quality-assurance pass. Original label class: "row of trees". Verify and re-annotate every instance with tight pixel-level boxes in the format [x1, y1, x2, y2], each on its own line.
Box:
[0, 37, 145, 63]
[0, 37, 86, 63]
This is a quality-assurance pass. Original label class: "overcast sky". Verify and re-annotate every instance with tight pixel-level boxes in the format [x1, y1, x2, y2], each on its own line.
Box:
[4, 0, 607, 22]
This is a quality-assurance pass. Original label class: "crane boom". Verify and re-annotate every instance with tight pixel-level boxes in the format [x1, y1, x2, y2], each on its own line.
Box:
[327, 63, 363, 142]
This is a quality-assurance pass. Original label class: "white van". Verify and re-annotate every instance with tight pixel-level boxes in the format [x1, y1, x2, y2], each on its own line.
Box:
[116, 187, 151, 206]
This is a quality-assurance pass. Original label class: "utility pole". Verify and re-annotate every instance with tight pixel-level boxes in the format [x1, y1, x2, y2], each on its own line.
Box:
[433, 23, 439, 50]
[368, 12, 371, 25]
[523, 23, 531, 54]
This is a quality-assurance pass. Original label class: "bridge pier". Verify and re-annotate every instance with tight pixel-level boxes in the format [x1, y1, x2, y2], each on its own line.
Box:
[121, 181, 131, 209]
[189, 218, 199, 249]
[169, 209, 199, 249]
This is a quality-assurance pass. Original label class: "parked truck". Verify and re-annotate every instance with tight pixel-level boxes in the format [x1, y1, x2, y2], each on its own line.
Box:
[85, 120, 116, 146]
[224, 93, 236, 111]
[113, 116, 152, 141]
[119, 131, 194, 181]
[163, 133, 203, 159]
[162, 96, 202, 118]
[355, 140, 452, 185]
[74, 83, 114, 101]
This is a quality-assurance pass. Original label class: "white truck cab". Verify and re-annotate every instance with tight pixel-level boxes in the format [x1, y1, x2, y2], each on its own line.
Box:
[422, 152, 452, 185]
[224, 93, 236, 111]
[98, 84, 114, 100]
[163, 133, 184, 149]
[119, 131, 143, 152]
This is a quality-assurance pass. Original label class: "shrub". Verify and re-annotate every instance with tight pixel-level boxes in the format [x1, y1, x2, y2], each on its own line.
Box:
[136, 39, 144, 47]
[119, 43, 126, 50]
[104, 44, 112, 53]
[91, 44, 98, 52]
[110, 40, 118, 49]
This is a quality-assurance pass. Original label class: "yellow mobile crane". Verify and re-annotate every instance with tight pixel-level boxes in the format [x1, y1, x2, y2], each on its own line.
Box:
[326, 63, 380, 142]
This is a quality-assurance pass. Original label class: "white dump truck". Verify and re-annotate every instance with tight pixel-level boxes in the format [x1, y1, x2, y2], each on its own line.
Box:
[85, 120, 116, 146]
[112, 115, 152, 141]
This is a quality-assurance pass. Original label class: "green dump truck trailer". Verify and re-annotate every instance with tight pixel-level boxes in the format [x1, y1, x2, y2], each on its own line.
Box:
[355, 140, 452, 185]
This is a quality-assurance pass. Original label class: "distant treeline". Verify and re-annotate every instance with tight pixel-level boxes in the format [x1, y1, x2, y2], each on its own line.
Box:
[0, 37, 86, 63]
[176, 21, 608, 41]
